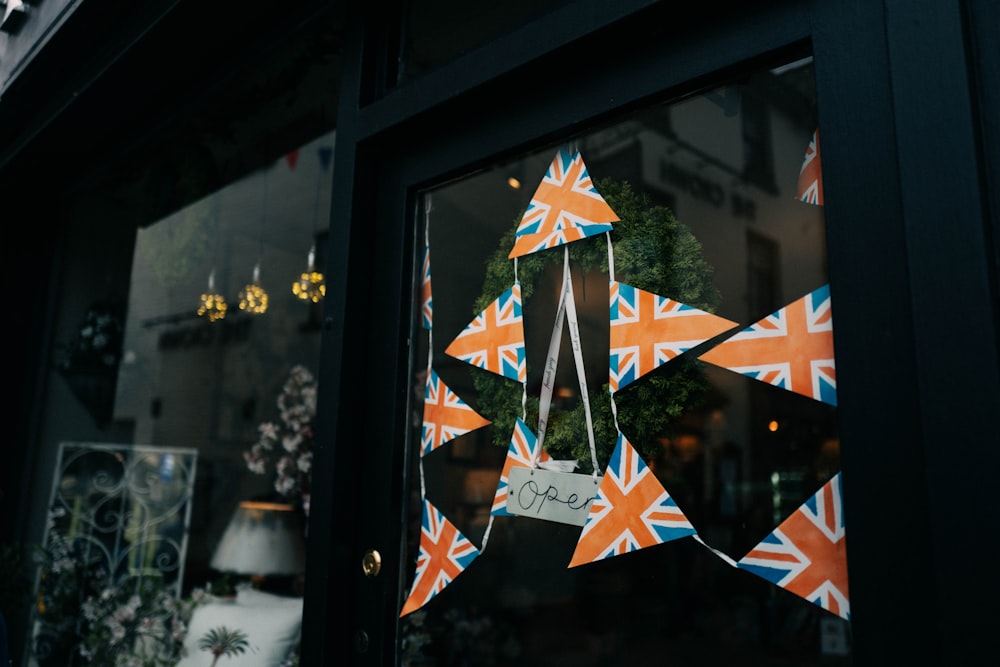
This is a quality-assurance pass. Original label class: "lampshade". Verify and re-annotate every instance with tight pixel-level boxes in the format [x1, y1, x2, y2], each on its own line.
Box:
[210, 501, 306, 577]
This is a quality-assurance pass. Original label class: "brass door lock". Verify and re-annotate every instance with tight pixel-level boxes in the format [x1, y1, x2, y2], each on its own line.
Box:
[362, 549, 382, 577]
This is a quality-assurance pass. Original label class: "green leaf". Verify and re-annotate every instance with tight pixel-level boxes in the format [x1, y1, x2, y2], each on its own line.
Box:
[472, 179, 719, 467]
[198, 626, 250, 657]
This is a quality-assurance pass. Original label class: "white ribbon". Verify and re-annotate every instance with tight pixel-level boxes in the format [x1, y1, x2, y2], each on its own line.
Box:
[535, 247, 600, 476]
[419, 194, 434, 501]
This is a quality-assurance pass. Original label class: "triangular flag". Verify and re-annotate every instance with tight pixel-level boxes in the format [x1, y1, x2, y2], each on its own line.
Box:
[421, 247, 433, 330]
[285, 149, 300, 170]
[508, 147, 618, 259]
[491, 417, 552, 516]
[698, 284, 836, 406]
[421, 369, 490, 456]
[444, 283, 526, 383]
[609, 281, 738, 393]
[400, 499, 481, 616]
[796, 129, 823, 205]
[568, 432, 696, 567]
[738, 472, 849, 619]
[318, 146, 334, 171]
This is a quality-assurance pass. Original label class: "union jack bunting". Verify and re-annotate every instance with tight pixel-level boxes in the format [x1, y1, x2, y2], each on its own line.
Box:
[444, 283, 526, 383]
[508, 147, 619, 259]
[421, 246, 433, 330]
[796, 129, 823, 205]
[698, 284, 836, 406]
[491, 417, 552, 516]
[609, 281, 738, 393]
[400, 498, 481, 617]
[421, 369, 490, 456]
[569, 432, 696, 567]
[737, 472, 849, 620]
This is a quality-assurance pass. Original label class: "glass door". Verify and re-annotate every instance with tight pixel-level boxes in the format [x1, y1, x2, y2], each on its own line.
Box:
[398, 54, 850, 666]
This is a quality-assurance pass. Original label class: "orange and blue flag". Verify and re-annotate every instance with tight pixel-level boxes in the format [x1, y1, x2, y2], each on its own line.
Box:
[445, 283, 526, 383]
[738, 472, 849, 620]
[491, 417, 551, 516]
[421, 369, 490, 456]
[610, 281, 737, 393]
[569, 432, 696, 567]
[797, 129, 823, 205]
[698, 284, 836, 406]
[420, 246, 432, 330]
[508, 147, 618, 259]
[400, 498, 481, 616]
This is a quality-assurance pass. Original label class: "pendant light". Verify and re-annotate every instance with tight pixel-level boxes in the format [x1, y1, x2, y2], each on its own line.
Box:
[239, 170, 271, 314]
[292, 148, 328, 303]
[197, 269, 228, 322]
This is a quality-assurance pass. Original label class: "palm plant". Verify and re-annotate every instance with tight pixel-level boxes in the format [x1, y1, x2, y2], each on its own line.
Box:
[198, 626, 249, 667]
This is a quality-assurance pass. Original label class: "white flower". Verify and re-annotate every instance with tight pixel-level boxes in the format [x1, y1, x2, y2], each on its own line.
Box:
[53, 556, 76, 573]
[275, 476, 296, 496]
[258, 422, 279, 441]
[109, 621, 126, 643]
[282, 433, 302, 453]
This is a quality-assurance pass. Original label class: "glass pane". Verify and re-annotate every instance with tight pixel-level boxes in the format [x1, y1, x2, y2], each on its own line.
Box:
[402, 56, 851, 665]
[27, 131, 334, 666]
[113, 132, 334, 580]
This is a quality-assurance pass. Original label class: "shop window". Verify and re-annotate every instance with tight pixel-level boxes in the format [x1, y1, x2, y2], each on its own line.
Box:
[26, 131, 334, 667]
[400, 56, 848, 665]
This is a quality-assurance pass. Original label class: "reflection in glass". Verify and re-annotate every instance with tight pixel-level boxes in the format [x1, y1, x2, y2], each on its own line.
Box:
[31, 442, 197, 664]
[112, 131, 332, 592]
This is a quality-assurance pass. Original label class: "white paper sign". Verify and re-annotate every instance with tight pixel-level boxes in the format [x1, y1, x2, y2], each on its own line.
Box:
[507, 467, 598, 526]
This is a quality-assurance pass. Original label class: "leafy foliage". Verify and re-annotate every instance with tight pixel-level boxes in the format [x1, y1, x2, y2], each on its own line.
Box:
[472, 179, 720, 470]
[32, 520, 210, 666]
[198, 626, 249, 666]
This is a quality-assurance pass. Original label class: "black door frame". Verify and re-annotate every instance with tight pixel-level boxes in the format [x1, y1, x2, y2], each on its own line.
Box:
[307, 1, 1000, 665]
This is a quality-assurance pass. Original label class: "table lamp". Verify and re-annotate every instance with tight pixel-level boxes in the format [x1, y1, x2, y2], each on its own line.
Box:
[210, 501, 306, 586]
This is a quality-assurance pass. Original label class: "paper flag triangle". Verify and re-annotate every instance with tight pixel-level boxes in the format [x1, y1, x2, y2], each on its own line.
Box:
[737, 472, 849, 620]
[698, 284, 836, 405]
[421, 247, 432, 330]
[609, 281, 738, 393]
[400, 498, 481, 617]
[491, 417, 552, 516]
[445, 283, 526, 383]
[421, 369, 491, 456]
[508, 147, 618, 259]
[568, 432, 696, 567]
[796, 129, 823, 205]
[318, 146, 334, 171]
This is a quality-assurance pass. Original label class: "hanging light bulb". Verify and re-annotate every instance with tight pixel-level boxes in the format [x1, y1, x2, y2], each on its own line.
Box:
[292, 244, 326, 303]
[197, 269, 228, 322]
[238, 263, 269, 314]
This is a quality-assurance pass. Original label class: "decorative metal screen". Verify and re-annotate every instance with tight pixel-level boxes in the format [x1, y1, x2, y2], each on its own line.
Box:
[31, 442, 197, 664]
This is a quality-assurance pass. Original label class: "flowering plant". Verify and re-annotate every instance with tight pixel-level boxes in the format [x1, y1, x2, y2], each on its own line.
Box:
[59, 299, 125, 371]
[32, 519, 209, 666]
[78, 578, 207, 666]
[243, 365, 317, 515]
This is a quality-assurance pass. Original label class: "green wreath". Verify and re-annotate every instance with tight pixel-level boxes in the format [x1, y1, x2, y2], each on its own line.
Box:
[471, 179, 721, 472]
